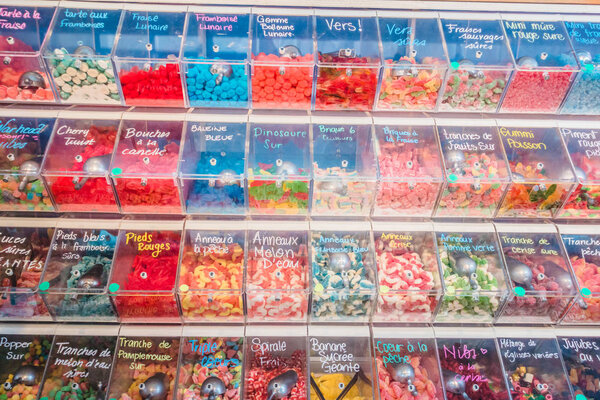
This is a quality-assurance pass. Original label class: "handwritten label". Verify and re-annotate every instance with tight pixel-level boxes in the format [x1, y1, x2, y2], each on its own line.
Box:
[117, 336, 174, 371]
[125, 232, 170, 258]
[191, 123, 234, 142]
[51, 229, 112, 261]
[443, 343, 490, 383]
[0, 7, 41, 30]
[310, 337, 360, 373]
[560, 337, 600, 365]
[499, 338, 560, 363]
[253, 125, 307, 151]
[382, 126, 419, 144]
[500, 234, 558, 256]
[251, 337, 287, 368]
[52, 339, 113, 378]
[440, 127, 496, 152]
[0, 228, 44, 272]
[0, 336, 33, 360]
[58, 8, 110, 29]
[195, 14, 238, 32]
[444, 21, 505, 51]
[565, 21, 600, 46]
[385, 24, 426, 47]
[375, 340, 428, 367]
[120, 127, 172, 157]
[252, 231, 300, 270]
[193, 232, 233, 256]
[0, 118, 47, 150]
[130, 13, 167, 32]
[563, 234, 600, 258]
[323, 18, 362, 32]
[504, 21, 565, 43]
[314, 234, 368, 254]
[561, 128, 600, 158]
[187, 338, 240, 368]
[256, 15, 294, 38]
[317, 125, 355, 142]
[439, 233, 495, 253]
[499, 127, 547, 151]
[379, 232, 414, 250]
[56, 124, 96, 146]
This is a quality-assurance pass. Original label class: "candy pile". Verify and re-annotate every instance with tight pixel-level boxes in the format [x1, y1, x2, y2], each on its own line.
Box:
[501, 70, 574, 113]
[252, 54, 313, 109]
[377, 58, 443, 111]
[566, 363, 600, 399]
[560, 154, 600, 218]
[245, 350, 307, 400]
[375, 356, 439, 400]
[312, 166, 374, 216]
[508, 366, 553, 400]
[179, 240, 244, 322]
[119, 63, 184, 107]
[310, 373, 372, 400]
[179, 337, 243, 400]
[0, 36, 55, 102]
[561, 256, 600, 324]
[315, 54, 378, 111]
[0, 175, 53, 212]
[561, 69, 600, 115]
[439, 69, 506, 112]
[248, 163, 309, 215]
[0, 337, 52, 400]
[47, 49, 121, 104]
[116, 363, 177, 400]
[186, 62, 248, 108]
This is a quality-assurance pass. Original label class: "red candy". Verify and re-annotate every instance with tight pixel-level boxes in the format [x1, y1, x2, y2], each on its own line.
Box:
[119, 63, 184, 107]
[561, 256, 600, 324]
[501, 70, 575, 113]
[245, 350, 307, 400]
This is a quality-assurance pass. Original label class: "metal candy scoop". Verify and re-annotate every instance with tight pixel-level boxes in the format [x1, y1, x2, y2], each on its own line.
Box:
[444, 371, 471, 400]
[279, 45, 301, 59]
[445, 150, 466, 172]
[215, 169, 237, 188]
[138, 373, 168, 400]
[200, 377, 226, 400]
[74, 45, 95, 57]
[506, 256, 548, 302]
[17, 158, 41, 192]
[76, 264, 104, 290]
[74, 154, 111, 189]
[576, 50, 593, 66]
[450, 252, 480, 300]
[391, 60, 416, 78]
[210, 63, 233, 85]
[517, 56, 539, 69]
[541, 260, 587, 309]
[329, 252, 352, 288]
[267, 370, 298, 400]
[387, 364, 418, 397]
[12, 365, 38, 386]
[318, 180, 347, 195]
[274, 160, 299, 176]
[18, 71, 46, 90]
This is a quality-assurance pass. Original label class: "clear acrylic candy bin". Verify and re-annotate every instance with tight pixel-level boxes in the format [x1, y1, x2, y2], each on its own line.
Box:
[179, 110, 247, 216]
[557, 330, 600, 398]
[372, 221, 442, 324]
[43, 3, 123, 105]
[251, 8, 315, 110]
[372, 115, 443, 218]
[376, 11, 448, 111]
[0, 3, 56, 103]
[183, 6, 250, 109]
[311, 113, 377, 217]
[42, 108, 121, 213]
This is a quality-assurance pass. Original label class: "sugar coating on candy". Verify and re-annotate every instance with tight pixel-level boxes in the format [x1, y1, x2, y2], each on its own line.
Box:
[244, 348, 307, 400]
[439, 69, 507, 112]
[312, 165, 374, 216]
[561, 69, 600, 115]
[119, 63, 184, 107]
[248, 163, 309, 215]
[559, 153, 600, 219]
[186, 62, 248, 108]
[501, 70, 575, 113]
[375, 356, 440, 400]
[561, 256, 600, 324]
[310, 373, 371, 400]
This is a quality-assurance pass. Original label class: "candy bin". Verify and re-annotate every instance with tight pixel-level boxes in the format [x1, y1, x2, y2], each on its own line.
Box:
[108, 326, 181, 400]
[0, 4, 56, 103]
[40, 325, 118, 400]
[0, 324, 53, 400]
[557, 333, 600, 399]
[372, 222, 442, 324]
[0, 219, 54, 321]
[0, 111, 55, 212]
[177, 221, 244, 323]
[497, 120, 576, 218]
[182, 7, 250, 108]
[42, 4, 123, 105]
[179, 111, 247, 215]
[495, 223, 577, 325]
[435, 119, 509, 218]
[497, 330, 573, 400]
[557, 121, 600, 219]
[110, 111, 184, 215]
[113, 5, 186, 107]
[247, 114, 310, 216]
[309, 326, 375, 400]
[314, 10, 381, 111]
[42, 110, 120, 213]
[178, 326, 244, 400]
[438, 13, 514, 112]
[436, 328, 510, 400]
[372, 327, 443, 400]
[251, 9, 314, 110]
[310, 222, 376, 323]
[557, 224, 600, 325]
[109, 221, 182, 323]
[372, 116, 443, 218]
[39, 220, 118, 322]
[311, 113, 377, 217]
[434, 223, 508, 324]
[500, 15, 578, 114]
[376, 12, 447, 111]
[246, 221, 309, 323]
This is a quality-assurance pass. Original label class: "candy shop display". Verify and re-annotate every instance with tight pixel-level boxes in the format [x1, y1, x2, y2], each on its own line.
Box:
[495, 226, 577, 325]
[0, 331, 52, 400]
[437, 336, 509, 400]
[314, 12, 380, 111]
[247, 120, 310, 216]
[0, 5, 56, 103]
[558, 335, 600, 399]
[0, 114, 55, 212]
[558, 124, 600, 219]
[177, 226, 244, 323]
[178, 332, 243, 400]
[373, 332, 443, 400]
[179, 116, 246, 215]
[497, 123, 575, 218]
[246, 224, 309, 322]
[310, 226, 377, 322]
[109, 226, 182, 323]
[308, 332, 374, 400]
[372, 226, 442, 323]
[113, 9, 185, 107]
[43, 6, 123, 104]
[372, 121, 443, 218]
[42, 114, 119, 213]
[251, 11, 314, 110]
[498, 336, 573, 400]
[0, 224, 53, 320]
[501, 16, 578, 114]
[438, 15, 513, 112]
[243, 332, 307, 400]
[40, 226, 118, 322]
[434, 226, 507, 324]
[183, 9, 250, 108]
[108, 332, 180, 400]
[311, 119, 377, 217]
[435, 121, 509, 218]
[40, 332, 117, 400]
[110, 116, 183, 214]
[376, 14, 447, 111]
